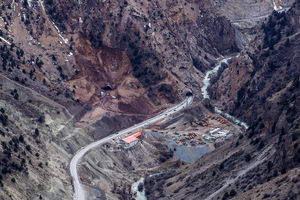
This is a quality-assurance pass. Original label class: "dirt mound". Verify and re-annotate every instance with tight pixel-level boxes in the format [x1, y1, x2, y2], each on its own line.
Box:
[68, 34, 156, 114]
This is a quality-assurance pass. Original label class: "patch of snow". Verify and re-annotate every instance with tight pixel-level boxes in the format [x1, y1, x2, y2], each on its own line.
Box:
[272, 0, 282, 11]
[51, 21, 68, 44]
[0, 37, 11, 45]
[39, 0, 45, 12]
[27, 0, 32, 7]
[12, 0, 16, 11]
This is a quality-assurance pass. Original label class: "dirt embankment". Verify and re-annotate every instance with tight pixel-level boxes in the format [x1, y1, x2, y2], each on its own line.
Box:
[68, 34, 155, 115]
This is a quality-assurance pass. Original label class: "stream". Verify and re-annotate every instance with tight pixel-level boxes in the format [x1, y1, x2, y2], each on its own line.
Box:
[201, 55, 249, 130]
[131, 178, 146, 200]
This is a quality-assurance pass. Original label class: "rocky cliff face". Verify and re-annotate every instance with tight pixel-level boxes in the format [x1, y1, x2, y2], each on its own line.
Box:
[210, 1, 300, 165]
[197, 1, 300, 199]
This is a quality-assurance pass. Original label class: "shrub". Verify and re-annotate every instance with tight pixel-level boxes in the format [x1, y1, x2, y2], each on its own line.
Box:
[245, 154, 251, 162]
[25, 145, 31, 152]
[230, 189, 237, 196]
[10, 89, 19, 100]
[38, 115, 45, 123]
[258, 141, 265, 150]
[222, 192, 229, 200]
[219, 162, 224, 170]
[138, 182, 143, 192]
[267, 161, 273, 171]
[34, 128, 39, 137]
[0, 113, 8, 126]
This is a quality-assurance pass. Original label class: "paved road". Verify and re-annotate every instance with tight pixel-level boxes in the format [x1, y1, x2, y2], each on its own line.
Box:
[70, 96, 193, 200]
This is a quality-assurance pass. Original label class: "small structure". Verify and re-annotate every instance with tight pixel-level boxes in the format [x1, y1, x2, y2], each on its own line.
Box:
[122, 131, 142, 144]
[209, 128, 220, 135]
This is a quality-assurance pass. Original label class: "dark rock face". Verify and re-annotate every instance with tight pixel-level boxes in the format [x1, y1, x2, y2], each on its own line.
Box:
[205, 0, 300, 196]
[196, 16, 239, 55]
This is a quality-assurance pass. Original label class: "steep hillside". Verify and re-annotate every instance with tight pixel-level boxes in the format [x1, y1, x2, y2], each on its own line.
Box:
[0, 0, 299, 200]
[142, 1, 300, 200]
[145, 1, 299, 200]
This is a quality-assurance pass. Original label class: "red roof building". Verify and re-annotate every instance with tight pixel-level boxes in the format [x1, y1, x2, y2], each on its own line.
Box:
[122, 131, 142, 143]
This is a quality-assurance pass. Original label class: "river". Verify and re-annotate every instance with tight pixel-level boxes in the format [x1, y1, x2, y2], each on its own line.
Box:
[201, 55, 249, 130]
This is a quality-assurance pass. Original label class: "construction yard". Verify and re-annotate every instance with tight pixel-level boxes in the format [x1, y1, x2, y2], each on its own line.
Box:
[77, 106, 245, 199]
[151, 113, 242, 150]
[109, 108, 243, 163]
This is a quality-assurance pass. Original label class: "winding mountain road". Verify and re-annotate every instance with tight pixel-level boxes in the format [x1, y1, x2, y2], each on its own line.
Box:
[70, 96, 193, 200]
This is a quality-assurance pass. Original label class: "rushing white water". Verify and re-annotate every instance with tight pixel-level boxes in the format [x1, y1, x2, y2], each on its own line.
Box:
[201, 55, 249, 130]
[201, 57, 232, 99]
[214, 107, 249, 130]
[131, 178, 147, 200]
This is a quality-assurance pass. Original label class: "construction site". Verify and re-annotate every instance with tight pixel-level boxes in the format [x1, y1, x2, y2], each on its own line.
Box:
[74, 104, 245, 199]
[111, 106, 242, 160]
